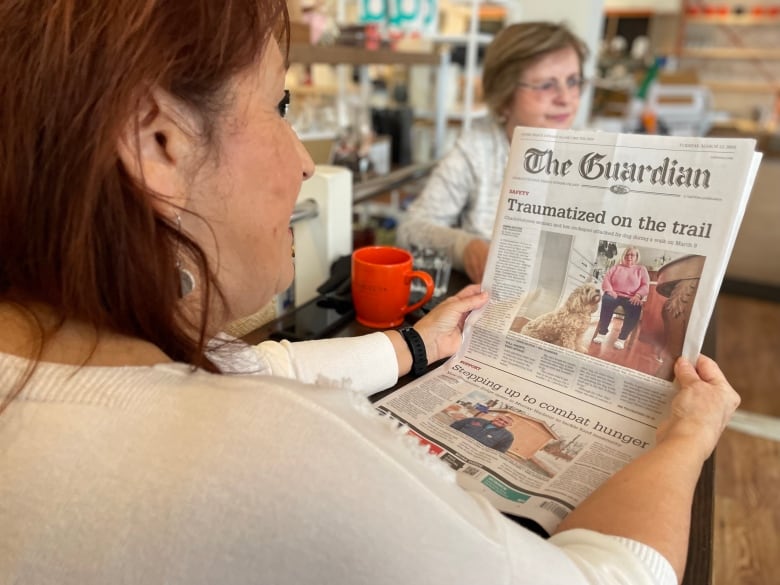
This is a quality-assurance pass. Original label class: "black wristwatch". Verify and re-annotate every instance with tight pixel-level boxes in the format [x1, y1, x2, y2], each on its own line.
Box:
[399, 327, 428, 377]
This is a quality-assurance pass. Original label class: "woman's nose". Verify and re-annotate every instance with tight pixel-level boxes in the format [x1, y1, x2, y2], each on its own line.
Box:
[553, 86, 576, 103]
[295, 134, 315, 180]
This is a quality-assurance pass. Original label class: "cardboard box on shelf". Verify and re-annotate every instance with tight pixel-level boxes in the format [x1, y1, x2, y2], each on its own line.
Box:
[657, 70, 700, 85]
[290, 21, 311, 44]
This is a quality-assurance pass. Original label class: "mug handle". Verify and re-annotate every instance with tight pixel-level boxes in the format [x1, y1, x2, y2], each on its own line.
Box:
[402, 270, 435, 315]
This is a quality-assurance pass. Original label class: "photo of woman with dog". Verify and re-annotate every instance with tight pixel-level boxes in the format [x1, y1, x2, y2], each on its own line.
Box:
[508, 233, 706, 379]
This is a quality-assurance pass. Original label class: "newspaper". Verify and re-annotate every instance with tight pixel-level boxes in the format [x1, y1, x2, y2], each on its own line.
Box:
[376, 127, 762, 533]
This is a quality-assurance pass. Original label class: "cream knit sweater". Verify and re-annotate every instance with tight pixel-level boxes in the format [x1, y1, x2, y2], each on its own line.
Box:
[0, 334, 675, 585]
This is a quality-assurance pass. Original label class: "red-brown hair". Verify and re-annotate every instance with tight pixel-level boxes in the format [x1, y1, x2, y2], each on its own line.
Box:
[0, 0, 289, 402]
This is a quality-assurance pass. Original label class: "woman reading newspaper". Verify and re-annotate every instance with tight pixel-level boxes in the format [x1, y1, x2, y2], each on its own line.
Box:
[0, 2, 739, 584]
[398, 22, 589, 284]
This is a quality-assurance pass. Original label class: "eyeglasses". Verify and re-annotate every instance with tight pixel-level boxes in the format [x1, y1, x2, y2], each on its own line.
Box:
[516, 76, 587, 97]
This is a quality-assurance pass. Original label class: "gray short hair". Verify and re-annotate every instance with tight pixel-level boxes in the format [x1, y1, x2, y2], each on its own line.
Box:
[483, 22, 589, 119]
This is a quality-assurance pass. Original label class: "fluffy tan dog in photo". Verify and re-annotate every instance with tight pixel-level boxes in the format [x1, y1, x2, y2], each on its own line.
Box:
[519, 283, 602, 352]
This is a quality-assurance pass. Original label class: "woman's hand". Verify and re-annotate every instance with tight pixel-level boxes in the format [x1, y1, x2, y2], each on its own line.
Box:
[413, 285, 488, 364]
[656, 355, 740, 462]
[556, 355, 738, 579]
[629, 293, 643, 305]
[463, 239, 490, 284]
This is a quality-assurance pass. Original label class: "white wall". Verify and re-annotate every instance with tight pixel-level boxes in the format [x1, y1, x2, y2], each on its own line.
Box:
[505, 0, 606, 128]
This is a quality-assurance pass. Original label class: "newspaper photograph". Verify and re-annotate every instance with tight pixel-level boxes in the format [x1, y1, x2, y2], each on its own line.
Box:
[375, 127, 761, 533]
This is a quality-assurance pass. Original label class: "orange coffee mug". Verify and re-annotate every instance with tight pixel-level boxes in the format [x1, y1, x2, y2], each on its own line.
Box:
[352, 246, 434, 328]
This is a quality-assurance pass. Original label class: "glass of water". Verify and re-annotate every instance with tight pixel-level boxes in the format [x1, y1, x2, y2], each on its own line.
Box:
[410, 245, 452, 299]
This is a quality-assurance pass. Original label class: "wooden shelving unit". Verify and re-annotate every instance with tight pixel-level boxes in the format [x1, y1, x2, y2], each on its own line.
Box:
[684, 14, 780, 25]
[704, 80, 780, 93]
[289, 44, 441, 66]
[287, 43, 449, 162]
[676, 1, 780, 115]
[288, 1, 503, 165]
[289, 0, 498, 160]
[681, 47, 780, 60]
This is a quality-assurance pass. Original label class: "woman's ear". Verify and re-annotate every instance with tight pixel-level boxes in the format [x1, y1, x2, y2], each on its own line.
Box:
[116, 88, 200, 217]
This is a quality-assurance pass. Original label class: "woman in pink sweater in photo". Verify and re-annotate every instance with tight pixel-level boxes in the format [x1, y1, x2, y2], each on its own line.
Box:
[593, 246, 650, 350]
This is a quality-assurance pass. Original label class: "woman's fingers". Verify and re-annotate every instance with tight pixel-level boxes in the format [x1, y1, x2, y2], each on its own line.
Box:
[673, 357, 699, 385]
[432, 285, 486, 315]
[452, 283, 483, 300]
[675, 355, 736, 402]
[662, 355, 740, 457]
[414, 288, 488, 363]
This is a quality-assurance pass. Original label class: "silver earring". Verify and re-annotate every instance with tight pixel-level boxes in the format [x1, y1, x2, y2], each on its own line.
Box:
[175, 214, 196, 297]
[178, 264, 195, 297]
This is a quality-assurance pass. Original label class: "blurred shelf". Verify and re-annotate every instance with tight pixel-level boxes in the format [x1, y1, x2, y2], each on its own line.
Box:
[681, 47, 780, 60]
[415, 103, 489, 121]
[353, 162, 435, 204]
[288, 84, 339, 96]
[677, 1, 780, 119]
[703, 81, 780, 93]
[445, 0, 508, 19]
[685, 14, 780, 25]
[604, 9, 654, 17]
[447, 0, 507, 4]
[429, 33, 494, 46]
[295, 129, 339, 141]
[289, 44, 440, 66]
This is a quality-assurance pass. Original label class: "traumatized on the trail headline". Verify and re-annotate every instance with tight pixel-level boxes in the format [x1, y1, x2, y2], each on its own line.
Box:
[521, 147, 712, 189]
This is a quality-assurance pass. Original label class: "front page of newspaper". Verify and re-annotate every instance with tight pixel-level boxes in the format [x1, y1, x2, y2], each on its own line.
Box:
[375, 127, 761, 533]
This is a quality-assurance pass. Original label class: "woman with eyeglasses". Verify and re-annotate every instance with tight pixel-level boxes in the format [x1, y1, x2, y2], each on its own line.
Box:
[398, 22, 589, 284]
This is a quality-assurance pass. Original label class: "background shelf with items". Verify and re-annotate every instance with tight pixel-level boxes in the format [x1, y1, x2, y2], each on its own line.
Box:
[285, 0, 507, 252]
[593, 3, 721, 136]
[676, 0, 780, 127]
[286, 1, 505, 172]
[284, 48, 452, 180]
[407, 31, 495, 165]
[284, 47, 437, 261]
[675, 3, 780, 293]
[285, 44, 441, 171]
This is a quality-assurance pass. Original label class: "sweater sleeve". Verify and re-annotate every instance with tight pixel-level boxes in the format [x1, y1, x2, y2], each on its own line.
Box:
[549, 529, 678, 585]
[636, 265, 651, 298]
[396, 136, 483, 272]
[602, 265, 618, 296]
[251, 332, 398, 395]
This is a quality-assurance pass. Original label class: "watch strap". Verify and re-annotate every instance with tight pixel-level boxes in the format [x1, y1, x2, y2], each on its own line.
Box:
[399, 327, 428, 377]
